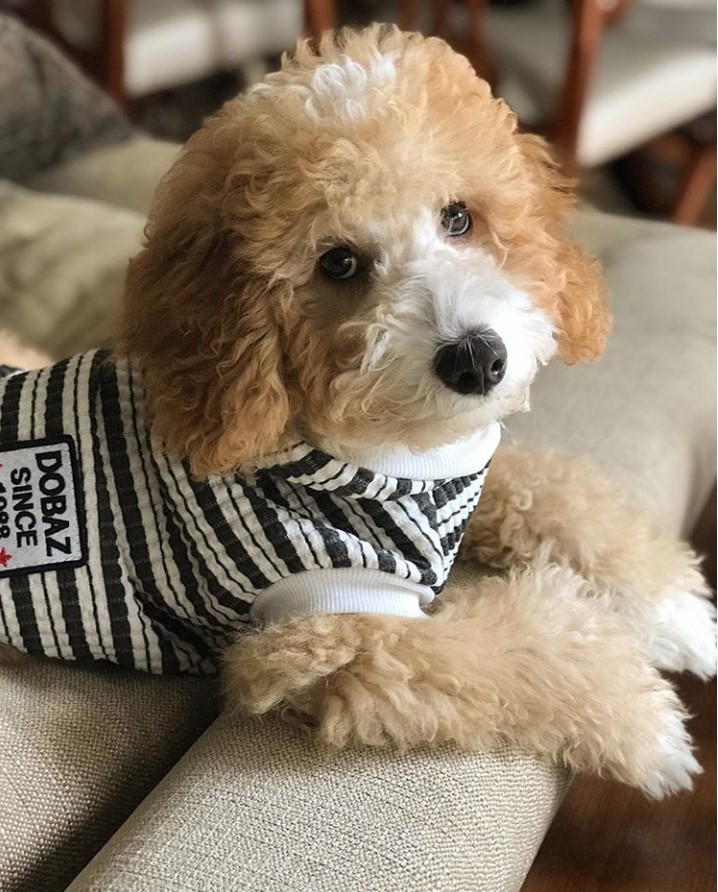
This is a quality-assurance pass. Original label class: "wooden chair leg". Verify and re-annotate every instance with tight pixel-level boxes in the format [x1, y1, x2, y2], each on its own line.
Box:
[552, 0, 607, 178]
[672, 141, 717, 226]
[304, 0, 337, 41]
[433, 0, 453, 38]
[466, 0, 494, 87]
[13, 0, 129, 107]
[102, 0, 128, 109]
[398, 0, 420, 31]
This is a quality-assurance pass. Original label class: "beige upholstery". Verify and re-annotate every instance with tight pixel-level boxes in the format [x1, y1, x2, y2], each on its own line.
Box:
[486, 0, 717, 166]
[0, 661, 218, 892]
[0, 135, 714, 892]
[65, 662, 569, 892]
[29, 137, 180, 216]
[0, 182, 142, 357]
[3, 139, 177, 359]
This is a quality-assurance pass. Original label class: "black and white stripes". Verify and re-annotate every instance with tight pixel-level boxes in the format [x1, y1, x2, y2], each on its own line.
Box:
[0, 350, 497, 675]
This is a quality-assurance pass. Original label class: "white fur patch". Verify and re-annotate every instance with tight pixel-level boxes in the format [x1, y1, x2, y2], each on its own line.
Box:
[640, 589, 717, 680]
[349, 209, 556, 448]
[640, 702, 701, 798]
[307, 53, 397, 120]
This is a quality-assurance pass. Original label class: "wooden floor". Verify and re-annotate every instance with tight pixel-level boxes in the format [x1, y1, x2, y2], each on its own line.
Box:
[521, 674, 716, 892]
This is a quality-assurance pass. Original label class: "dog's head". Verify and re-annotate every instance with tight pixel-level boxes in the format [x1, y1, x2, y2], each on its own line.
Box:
[123, 26, 610, 477]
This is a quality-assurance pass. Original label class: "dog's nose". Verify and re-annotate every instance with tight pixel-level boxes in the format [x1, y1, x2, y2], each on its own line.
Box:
[433, 331, 508, 396]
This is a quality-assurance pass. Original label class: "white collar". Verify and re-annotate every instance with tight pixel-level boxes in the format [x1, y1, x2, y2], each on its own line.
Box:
[317, 422, 501, 480]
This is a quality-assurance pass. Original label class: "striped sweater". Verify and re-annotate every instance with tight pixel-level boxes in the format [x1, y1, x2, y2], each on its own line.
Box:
[0, 350, 499, 675]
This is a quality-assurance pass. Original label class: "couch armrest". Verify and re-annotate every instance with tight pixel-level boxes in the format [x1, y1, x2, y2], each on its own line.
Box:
[66, 648, 570, 892]
[510, 207, 716, 536]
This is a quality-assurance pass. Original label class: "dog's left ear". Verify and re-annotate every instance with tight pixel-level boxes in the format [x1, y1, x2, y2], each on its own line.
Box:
[518, 133, 612, 363]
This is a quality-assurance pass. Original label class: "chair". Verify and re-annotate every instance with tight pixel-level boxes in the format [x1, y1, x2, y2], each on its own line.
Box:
[400, 0, 717, 224]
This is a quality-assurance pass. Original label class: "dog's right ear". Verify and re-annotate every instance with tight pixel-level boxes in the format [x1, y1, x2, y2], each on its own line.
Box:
[122, 110, 291, 477]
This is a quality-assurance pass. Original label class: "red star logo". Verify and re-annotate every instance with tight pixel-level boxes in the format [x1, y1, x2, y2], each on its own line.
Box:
[0, 548, 12, 568]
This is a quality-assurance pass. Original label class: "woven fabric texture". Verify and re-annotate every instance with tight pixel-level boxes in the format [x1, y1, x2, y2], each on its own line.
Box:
[66, 676, 569, 892]
[0, 660, 218, 892]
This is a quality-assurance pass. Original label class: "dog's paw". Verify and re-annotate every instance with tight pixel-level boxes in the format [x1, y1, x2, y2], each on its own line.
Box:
[629, 699, 701, 799]
[223, 608, 508, 751]
[640, 588, 717, 680]
[555, 647, 703, 799]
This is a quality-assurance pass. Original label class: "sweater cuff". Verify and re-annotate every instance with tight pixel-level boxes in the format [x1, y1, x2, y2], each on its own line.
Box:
[250, 568, 433, 625]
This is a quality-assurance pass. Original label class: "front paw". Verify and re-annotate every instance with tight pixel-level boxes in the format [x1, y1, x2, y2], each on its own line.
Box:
[223, 611, 493, 750]
[618, 686, 701, 799]
[640, 586, 717, 680]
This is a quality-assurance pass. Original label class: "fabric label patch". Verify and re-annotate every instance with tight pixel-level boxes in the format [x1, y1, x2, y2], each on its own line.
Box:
[0, 437, 86, 577]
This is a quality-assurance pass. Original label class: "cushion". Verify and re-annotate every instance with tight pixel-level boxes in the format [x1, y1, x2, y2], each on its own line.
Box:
[0, 13, 132, 183]
[29, 137, 180, 217]
[124, 0, 303, 97]
[0, 182, 144, 357]
[46, 0, 303, 98]
[507, 208, 716, 535]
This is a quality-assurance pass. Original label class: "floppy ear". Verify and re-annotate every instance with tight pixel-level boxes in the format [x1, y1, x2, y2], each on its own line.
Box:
[122, 113, 291, 477]
[551, 238, 611, 363]
[518, 133, 611, 363]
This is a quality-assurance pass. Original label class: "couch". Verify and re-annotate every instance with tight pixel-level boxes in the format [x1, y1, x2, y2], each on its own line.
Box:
[0, 21, 715, 892]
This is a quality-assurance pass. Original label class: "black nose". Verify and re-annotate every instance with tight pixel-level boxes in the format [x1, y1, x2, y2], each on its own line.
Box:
[433, 331, 508, 396]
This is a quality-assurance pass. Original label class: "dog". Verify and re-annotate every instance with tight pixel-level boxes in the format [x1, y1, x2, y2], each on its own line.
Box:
[0, 27, 714, 798]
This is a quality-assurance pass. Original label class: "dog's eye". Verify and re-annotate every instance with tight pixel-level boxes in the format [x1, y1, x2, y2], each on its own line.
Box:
[440, 202, 472, 237]
[318, 247, 361, 280]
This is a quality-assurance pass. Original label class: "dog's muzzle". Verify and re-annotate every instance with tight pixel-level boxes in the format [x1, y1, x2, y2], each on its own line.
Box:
[433, 331, 507, 396]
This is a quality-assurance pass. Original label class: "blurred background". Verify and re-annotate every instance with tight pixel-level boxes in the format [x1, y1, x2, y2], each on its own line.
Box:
[0, 0, 716, 225]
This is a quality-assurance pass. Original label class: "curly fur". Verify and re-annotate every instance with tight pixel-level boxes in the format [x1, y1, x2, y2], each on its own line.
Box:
[224, 563, 700, 798]
[464, 444, 708, 598]
[461, 445, 717, 679]
[116, 27, 714, 796]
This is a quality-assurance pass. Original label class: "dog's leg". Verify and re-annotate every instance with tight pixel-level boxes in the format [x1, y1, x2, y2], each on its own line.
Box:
[461, 445, 716, 679]
[224, 565, 699, 798]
